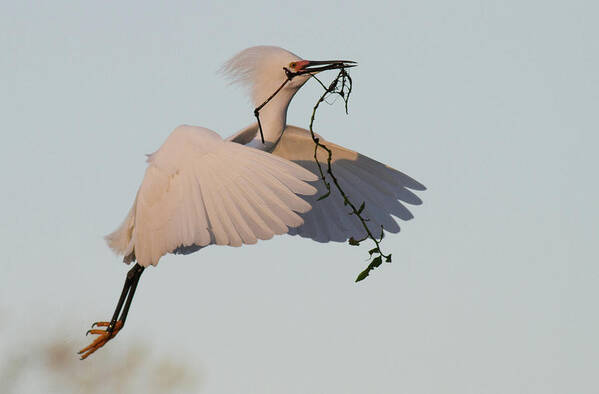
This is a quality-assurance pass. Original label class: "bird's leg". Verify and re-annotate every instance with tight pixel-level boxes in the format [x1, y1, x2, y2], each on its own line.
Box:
[117, 264, 143, 327]
[78, 263, 145, 360]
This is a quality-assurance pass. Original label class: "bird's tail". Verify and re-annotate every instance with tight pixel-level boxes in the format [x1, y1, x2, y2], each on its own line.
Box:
[105, 199, 136, 261]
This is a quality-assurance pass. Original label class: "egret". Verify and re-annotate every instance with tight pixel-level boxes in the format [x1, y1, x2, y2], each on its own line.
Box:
[79, 46, 424, 359]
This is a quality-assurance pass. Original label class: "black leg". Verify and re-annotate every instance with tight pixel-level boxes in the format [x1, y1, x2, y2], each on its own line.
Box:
[100, 264, 135, 332]
[117, 264, 144, 328]
[107, 263, 144, 332]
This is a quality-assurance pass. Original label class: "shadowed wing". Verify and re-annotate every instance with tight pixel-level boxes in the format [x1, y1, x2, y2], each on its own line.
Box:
[271, 126, 425, 243]
[106, 125, 318, 267]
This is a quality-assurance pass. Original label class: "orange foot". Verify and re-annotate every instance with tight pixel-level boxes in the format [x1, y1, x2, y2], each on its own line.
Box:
[78, 320, 123, 360]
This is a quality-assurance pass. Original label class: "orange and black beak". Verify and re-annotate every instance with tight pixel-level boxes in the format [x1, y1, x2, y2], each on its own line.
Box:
[294, 59, 357, 75]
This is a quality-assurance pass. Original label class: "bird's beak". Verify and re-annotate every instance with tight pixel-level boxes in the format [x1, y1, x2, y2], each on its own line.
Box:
[294, 60, 357, 75]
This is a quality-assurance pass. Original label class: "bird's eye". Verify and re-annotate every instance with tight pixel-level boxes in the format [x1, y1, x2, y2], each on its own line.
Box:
[289, 62, 297, 69]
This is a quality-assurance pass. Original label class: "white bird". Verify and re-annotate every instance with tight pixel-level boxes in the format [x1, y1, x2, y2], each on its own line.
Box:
[79, 46, 424, 359]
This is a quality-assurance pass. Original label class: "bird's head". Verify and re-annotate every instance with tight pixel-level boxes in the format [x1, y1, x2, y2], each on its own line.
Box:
[221, 46, 355, 107]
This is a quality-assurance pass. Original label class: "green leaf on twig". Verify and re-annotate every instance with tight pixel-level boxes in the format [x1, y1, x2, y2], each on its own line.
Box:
[357, 201, 365, 214]
[371, 256, 383, 268]
[355, 269, 370, 282]
[316, 190, 331, 201]
[348, 237, 360, 246]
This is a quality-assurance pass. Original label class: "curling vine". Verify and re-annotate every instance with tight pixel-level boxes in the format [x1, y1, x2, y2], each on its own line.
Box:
[254, 67, 392, 282]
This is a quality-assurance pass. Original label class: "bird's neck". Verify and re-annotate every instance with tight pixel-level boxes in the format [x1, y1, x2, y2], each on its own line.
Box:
[246, 90, 296, 152]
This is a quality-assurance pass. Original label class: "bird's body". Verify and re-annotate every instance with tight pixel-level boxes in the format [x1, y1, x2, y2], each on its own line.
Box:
[79, 46, 424, 359]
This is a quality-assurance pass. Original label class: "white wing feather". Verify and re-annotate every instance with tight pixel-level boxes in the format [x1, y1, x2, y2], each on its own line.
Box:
[105, 125, 317, 267]
[271, 126, 425, 243]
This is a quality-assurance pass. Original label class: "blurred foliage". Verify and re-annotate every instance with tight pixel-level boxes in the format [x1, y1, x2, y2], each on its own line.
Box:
[1, 335, 199, 394]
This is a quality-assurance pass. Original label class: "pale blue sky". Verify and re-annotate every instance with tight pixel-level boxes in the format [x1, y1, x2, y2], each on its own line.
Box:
[1, 1, 598, 393]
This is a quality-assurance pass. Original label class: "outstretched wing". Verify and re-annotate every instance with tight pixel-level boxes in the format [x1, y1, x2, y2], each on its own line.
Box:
[106, 125, 318, 267]
[271, 126, 425, 243]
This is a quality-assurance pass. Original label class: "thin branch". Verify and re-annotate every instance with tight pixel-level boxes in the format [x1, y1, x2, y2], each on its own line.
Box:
[254, 66, 393, 282]
[253, 67, 302, 144]
[305, 69, 391, 282]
